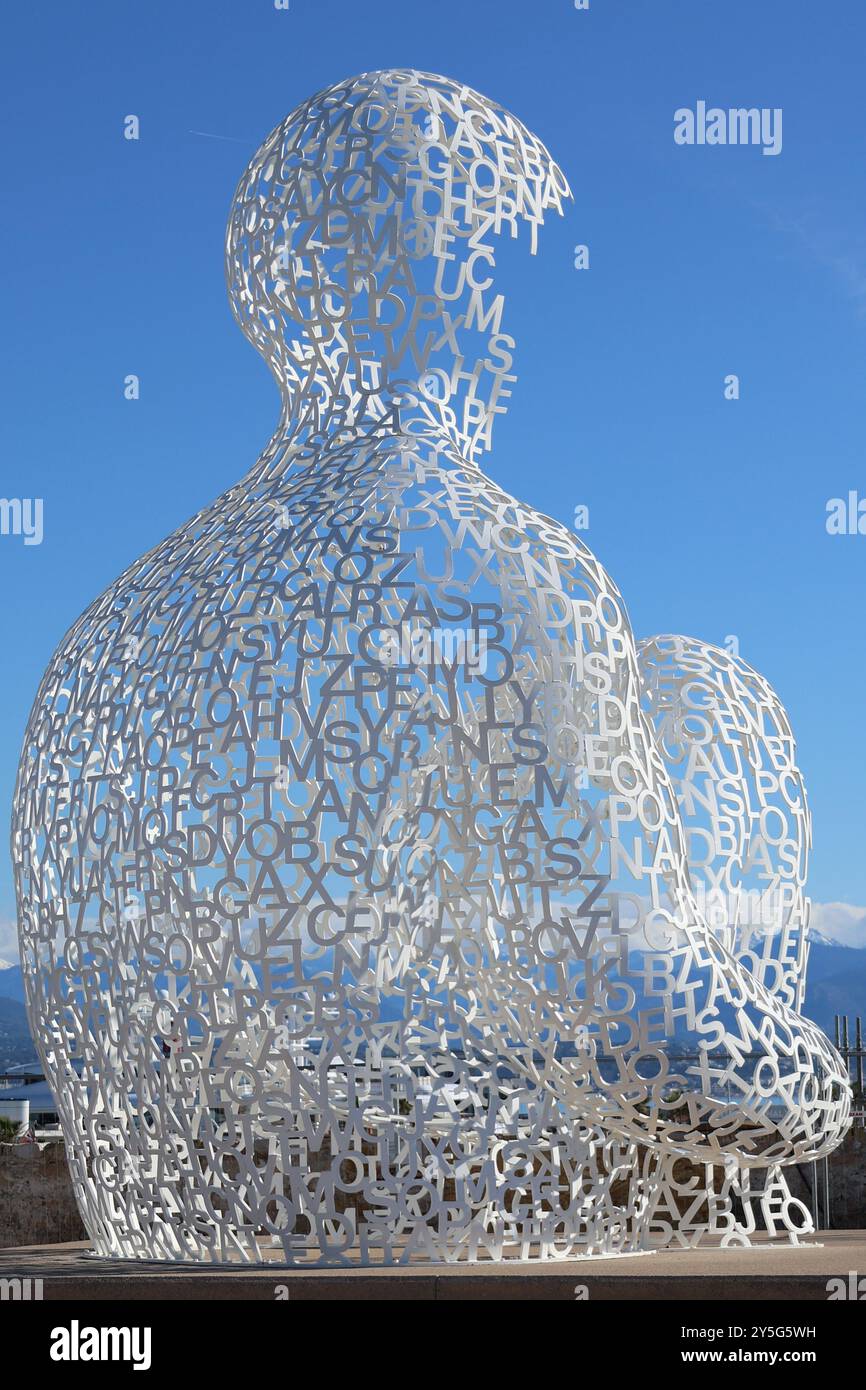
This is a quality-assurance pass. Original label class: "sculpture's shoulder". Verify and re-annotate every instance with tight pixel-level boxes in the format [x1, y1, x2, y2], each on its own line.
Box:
[388, 456, 622, 605]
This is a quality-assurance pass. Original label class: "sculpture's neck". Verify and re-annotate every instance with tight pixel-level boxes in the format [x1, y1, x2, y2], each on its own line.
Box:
[245, 394, 485, 488]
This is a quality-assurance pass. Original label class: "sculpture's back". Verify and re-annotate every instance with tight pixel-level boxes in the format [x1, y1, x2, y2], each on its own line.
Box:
[12, 70, 849, 1266]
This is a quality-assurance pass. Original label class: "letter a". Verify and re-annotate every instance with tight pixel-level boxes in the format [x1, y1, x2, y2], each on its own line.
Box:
[49, 1328, 71, 1361]
[674, 109, 694, 146]
[825, 499, 845, 535]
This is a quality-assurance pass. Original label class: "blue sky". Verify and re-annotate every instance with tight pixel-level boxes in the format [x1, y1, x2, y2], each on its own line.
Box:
[1, 0, 865, 952]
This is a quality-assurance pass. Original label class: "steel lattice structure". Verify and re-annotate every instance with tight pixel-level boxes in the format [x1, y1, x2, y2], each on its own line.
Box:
[12, 70, 849, 1265]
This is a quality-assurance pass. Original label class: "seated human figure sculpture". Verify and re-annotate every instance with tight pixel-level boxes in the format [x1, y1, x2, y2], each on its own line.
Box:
[12, 70, 849, 1264]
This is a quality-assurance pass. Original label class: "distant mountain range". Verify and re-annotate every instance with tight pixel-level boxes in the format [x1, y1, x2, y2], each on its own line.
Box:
[0, 995, 34, 1073]
[0, 962, 33, 1072]
[802, 938, 866, 1039]
[1, 939, 865, 1072]
[0, 961, 23, 1004]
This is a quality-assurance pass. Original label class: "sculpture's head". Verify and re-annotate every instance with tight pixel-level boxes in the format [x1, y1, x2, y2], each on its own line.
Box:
[225, 69, 571, 461]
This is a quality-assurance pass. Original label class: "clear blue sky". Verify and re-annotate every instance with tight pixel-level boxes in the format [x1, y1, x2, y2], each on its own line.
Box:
[1, 0, 865, 950]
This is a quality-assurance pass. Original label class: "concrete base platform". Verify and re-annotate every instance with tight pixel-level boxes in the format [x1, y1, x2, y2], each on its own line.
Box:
[2, 1232, 866, 1299]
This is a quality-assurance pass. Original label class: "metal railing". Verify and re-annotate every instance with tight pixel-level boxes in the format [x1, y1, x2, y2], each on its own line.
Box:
[834, 1014, 865, 1094]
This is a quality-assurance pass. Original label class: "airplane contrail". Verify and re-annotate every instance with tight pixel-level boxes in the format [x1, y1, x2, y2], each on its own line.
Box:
[188, 129, 252, 144]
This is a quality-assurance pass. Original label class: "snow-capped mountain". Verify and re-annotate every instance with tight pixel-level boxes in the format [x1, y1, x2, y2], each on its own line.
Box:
[804, 936, 866, 1037]
[806, 927, 839, 947]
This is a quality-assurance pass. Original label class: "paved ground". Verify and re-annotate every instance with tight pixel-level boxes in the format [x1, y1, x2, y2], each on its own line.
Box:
[2, 1231, 865, 1299]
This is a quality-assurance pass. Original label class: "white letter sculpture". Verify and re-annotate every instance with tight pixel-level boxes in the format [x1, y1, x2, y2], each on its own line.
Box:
[12, 70, 850, 1265]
